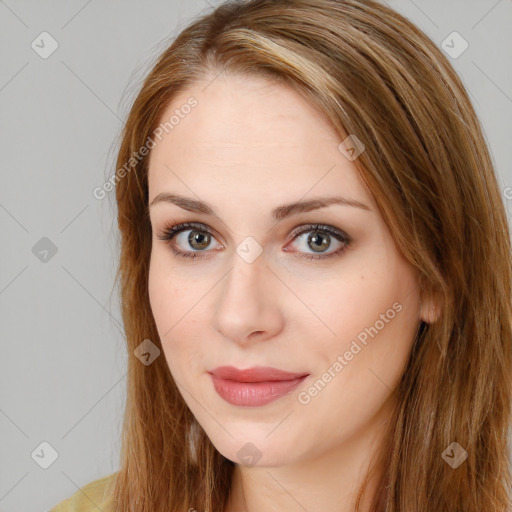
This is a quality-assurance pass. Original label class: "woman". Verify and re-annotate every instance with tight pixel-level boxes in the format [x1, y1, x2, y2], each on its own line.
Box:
[51, 0, 512, 510]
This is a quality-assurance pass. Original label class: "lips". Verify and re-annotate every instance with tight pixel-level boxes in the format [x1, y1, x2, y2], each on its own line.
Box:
[209, 366, 310, 406]
[209, 366, 309, 382]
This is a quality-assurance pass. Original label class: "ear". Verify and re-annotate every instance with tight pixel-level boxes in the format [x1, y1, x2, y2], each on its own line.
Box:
[419, 290, 443, 324]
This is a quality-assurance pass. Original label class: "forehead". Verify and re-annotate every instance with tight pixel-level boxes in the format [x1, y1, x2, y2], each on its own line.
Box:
[153, 73, 338, 150]
[147, 72, 373, 210]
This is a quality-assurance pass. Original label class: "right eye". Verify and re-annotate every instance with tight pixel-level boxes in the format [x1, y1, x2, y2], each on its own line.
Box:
[156, 222, 223, 259]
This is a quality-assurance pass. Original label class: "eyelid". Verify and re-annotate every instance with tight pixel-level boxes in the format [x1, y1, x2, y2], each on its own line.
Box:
[289, 223, 350, 242]
[157, 221, 348, 243]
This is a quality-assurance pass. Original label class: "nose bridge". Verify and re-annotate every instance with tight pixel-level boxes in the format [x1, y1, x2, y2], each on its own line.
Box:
[212, 249, 283, 343]
[222, 231, 267, 296]
[221, 250, 266, 310]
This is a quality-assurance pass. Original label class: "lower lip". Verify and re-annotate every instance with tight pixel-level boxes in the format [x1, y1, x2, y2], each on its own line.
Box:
[210, 374, 308, 406]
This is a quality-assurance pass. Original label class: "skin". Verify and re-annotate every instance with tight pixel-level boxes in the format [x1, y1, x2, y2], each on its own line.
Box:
[147, 71, 437, 512]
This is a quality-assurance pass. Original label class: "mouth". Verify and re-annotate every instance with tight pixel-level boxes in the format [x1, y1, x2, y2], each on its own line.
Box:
[208, 366, 310, 407]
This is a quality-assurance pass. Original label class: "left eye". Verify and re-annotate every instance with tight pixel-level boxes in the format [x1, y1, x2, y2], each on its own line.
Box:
[156, 222, 351, 261]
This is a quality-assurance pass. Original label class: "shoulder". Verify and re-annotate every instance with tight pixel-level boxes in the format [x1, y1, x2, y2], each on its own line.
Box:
[49, 472, 118, 512]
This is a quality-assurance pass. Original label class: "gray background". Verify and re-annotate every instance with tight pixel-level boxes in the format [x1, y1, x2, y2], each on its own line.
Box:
[0, 1, 511, 511]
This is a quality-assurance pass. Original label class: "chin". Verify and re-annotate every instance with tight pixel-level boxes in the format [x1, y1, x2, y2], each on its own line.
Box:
[208, 429, 300, 468]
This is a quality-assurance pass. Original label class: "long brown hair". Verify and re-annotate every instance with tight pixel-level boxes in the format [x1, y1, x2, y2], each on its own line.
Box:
[110, 0, 512, 510]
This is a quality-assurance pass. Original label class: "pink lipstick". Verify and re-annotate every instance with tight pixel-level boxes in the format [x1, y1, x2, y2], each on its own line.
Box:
[209, 366, 309, 406]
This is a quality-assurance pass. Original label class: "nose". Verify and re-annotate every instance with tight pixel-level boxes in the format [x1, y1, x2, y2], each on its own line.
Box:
[211, 253, 285, 345]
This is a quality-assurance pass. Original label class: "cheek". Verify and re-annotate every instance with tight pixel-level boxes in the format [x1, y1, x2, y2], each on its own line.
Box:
[148, 256, 169, 329]
[295, 267, 418, 447]
[295, 265, 395, 340]
[304, 253, 419, 370]
[148, 249, 186, 325]
[148, 254, 206, 376]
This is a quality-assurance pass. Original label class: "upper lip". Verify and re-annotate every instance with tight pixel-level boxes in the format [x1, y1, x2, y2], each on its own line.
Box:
[209, 366, 309, 382]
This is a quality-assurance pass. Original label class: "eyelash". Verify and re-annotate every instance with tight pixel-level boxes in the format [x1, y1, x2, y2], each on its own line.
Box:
[156, 221, 351, 261]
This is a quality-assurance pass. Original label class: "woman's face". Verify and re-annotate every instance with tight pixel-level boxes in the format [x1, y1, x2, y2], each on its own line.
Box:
[147, 72, 427, 467]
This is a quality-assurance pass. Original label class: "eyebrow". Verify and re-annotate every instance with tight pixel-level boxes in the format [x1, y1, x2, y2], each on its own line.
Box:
[149, 192, 370, 220]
